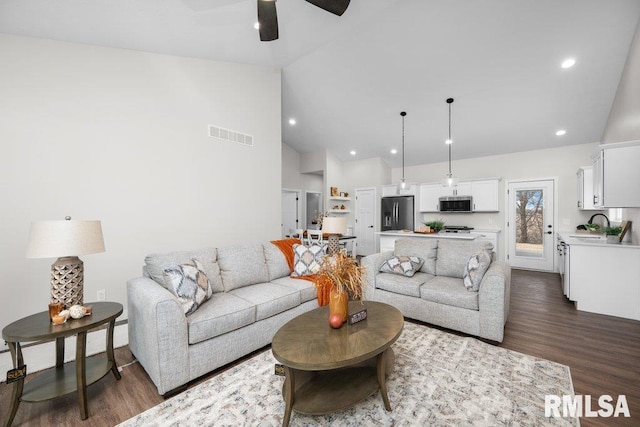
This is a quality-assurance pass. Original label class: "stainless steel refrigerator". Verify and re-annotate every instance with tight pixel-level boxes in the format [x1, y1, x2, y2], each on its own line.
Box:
[381, 195, 414, 231]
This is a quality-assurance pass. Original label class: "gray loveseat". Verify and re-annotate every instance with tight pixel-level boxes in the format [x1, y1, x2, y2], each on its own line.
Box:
[362, 238, 511, 342]
[127, 242, 318, 395]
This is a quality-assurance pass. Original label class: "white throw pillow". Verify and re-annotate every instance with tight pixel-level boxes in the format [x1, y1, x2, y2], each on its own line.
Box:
[163, 258, 212, 315]
[291, 243, 327, 277]
[379, 255, 425, 277]
[463, 250, 492, 291]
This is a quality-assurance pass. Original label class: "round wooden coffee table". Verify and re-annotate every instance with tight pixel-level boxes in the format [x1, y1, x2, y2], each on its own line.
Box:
[271, 301, 403, 427]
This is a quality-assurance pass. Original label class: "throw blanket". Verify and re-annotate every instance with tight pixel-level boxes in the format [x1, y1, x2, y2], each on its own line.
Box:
[270, 239, 333, 306]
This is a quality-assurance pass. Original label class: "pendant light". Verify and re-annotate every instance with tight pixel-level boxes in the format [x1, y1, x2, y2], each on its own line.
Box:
[442, 98, 459, 187]
[398, 111, 408, 192]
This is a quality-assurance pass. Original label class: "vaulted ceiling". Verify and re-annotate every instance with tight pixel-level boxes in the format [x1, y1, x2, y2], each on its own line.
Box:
[2, 0, 639, 167]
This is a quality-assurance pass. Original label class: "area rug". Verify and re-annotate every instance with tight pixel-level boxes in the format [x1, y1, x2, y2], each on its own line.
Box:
[118, 322, 578, 426]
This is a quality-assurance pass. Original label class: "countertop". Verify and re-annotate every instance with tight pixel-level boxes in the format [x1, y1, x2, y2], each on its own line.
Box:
[557, 230, 640, 249]
[377, 231, 478, 240]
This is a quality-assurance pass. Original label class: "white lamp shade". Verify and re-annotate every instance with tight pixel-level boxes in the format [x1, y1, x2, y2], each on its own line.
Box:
[322, 217, 347, 235]
[26, 220, 105, 258]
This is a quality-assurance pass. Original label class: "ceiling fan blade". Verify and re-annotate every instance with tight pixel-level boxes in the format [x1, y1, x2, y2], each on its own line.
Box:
[304, 0, 350, 16]
[258, 0, 278, 42]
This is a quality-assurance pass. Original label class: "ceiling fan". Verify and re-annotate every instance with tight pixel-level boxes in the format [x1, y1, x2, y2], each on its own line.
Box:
[257, 0, 350, 41]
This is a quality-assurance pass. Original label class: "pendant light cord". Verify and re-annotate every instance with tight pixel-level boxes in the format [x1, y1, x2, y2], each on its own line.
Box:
[447, 98, 454, 175]
[401, 111, 406, 180]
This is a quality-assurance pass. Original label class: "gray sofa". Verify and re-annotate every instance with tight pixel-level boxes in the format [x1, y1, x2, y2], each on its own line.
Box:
[362, 238, 511, 342]
[127, 242, 318, 396]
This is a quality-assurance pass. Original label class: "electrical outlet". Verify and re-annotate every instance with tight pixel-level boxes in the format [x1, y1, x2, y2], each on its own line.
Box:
[97, 289, 106, 301]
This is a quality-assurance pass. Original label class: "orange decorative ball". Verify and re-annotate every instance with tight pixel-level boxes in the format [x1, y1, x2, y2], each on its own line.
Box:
[329, 313, 343, 329]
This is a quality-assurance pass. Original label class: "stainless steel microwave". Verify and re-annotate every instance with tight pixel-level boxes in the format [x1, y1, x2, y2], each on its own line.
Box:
[439, 195, 473, 212]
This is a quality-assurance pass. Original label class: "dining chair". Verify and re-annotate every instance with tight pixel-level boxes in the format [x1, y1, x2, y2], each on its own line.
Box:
[306, 229, 323, 245]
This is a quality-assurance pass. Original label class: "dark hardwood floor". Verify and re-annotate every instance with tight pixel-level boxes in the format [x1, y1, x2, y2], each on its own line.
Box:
[1, 269, 638, 426]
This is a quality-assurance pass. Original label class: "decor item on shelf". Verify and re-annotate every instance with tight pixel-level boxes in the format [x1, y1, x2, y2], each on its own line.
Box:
[397, 111, 408, 192]
[619, 220, 631, 242]
[69, 304, 87, 319]
[26, 217, 105, 307]
[442, 98, 459, 187]
[48, 302, 63, 322]
[316, 251, 365, 323]
[331, 187, 339, 196]
[322, 216, 347, 255]
[328, 312, 344, 329]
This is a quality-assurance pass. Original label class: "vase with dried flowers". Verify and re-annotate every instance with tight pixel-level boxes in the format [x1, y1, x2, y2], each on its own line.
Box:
[316, 251, 366, 324]
[312, 211, 329, 229]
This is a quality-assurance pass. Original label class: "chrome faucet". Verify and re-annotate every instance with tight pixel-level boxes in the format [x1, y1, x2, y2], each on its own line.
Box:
[588, 213, 610, 228]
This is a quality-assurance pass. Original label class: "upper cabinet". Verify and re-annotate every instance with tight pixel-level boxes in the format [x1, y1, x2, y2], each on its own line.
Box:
[577, 166, 597, 210]
[418, 178, 499, 212]
[382, 184, 418, 197]
[592, 140, 640, 208]
[470, 179, 499, 212]
[418, 183, 441, 212]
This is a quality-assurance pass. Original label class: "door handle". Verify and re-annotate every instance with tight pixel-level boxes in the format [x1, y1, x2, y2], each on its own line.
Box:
[368, 225, 374, 228]
[546, 231, 553, 234]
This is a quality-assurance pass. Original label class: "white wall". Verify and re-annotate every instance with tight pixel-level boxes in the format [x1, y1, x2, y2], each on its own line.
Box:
[389, 143, 602, 234]
[602, 19, 640, 244]
[0, 35, 282, 341]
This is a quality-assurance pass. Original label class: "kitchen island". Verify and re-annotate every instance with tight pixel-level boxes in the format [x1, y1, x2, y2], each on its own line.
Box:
[557, 231, 640, 321]
[377, 230, 476, 253]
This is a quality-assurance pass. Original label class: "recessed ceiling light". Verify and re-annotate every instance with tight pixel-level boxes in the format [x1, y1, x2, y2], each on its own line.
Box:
[556, 129, 567, 136]
[350, 150, 356, 156]
[288, 118, 296, 125]
[254, 22, 260, 30]
[561, 58, 576, 69]
[445, 139, 453, 145]
[390, 149, 398, 154]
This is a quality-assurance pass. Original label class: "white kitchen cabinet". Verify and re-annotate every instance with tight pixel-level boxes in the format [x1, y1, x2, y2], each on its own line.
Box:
[470, 179, 499, 212]
[576, 166, 597, 210]
[441, 182, 472, 197]
[569, 243, 640, 320]
[592, 140, 640, 208]
[382, 185, 398, 197]
[419, 179, 499, 213]
[418, 183, 441, 212]
[382, 183, 418, 197]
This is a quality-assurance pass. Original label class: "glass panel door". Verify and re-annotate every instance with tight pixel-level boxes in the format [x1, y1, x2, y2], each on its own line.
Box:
[507, 179, 555, 271]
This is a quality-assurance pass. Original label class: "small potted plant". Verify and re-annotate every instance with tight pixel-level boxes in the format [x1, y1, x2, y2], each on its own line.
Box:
[604, 226, 623, 243]
[584, 223, 601, 234]
[423, 219, 445, 233]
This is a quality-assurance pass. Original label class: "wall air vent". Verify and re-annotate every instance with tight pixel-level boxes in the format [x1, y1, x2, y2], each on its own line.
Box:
[208, 125, 254, 147]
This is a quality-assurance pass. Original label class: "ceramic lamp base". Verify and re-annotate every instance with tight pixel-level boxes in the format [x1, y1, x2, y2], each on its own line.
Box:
[51, 256, 84, 307]
[327, 234, 341, 255]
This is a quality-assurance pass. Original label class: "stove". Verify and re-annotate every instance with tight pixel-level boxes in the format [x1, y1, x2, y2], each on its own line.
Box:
[443, 226, 474, 233]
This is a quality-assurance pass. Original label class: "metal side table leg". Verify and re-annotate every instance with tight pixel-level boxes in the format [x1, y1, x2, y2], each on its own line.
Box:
[76, 331, 88, 420]
[4, 342, 23, 427]
[106, 319, 121, 380]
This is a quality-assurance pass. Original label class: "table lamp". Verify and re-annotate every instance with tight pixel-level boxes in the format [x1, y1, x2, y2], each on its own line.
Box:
[26, 217, 105, 308]
[322, 217, 347, 255]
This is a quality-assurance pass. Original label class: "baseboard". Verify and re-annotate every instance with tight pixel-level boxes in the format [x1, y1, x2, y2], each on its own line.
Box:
[0, 321, 129, 383]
